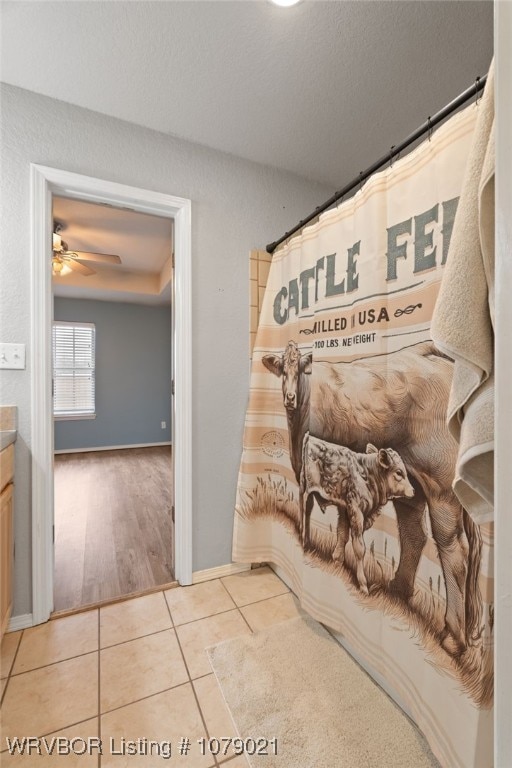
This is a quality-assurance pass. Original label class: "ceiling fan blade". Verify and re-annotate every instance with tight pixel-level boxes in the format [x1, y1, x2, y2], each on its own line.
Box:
[64, 257, 95, 276]
[70, 251, 122, 265]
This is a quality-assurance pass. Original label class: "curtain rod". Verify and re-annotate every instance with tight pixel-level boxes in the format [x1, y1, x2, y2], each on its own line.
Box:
[266, 74, 487, 254]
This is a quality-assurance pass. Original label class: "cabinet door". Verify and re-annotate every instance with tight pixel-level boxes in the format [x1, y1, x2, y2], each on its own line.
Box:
[0, 483, 13, 640]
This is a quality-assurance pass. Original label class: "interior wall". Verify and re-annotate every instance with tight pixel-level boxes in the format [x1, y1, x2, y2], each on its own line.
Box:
[0, 83, 331, 618]
[53, 298, 172, 451]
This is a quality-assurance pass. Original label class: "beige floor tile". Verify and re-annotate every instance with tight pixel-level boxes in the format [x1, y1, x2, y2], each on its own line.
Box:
[240, 592, 305, 632]
[101, 684, 213, 767]
[100, 592, 171, 648]
[13, 610, 98, 674]
[165, 580, 236, 626]
[1, 632, 22, 679]
[1, 719, 99, 766]
[1, 677, 7, 699]
[176, 611, 251, 679]
[221, 567, 288, 607]
[219, 756, 251, 767]
[100, 629, 188, 712]
[1, 653, 98, 743]
[193, 674, 238, 755]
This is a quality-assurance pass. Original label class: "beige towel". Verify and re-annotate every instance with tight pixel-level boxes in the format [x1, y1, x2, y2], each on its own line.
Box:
[431, 59, 495, 524]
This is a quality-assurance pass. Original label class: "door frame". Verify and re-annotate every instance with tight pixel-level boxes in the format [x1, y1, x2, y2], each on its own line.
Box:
[30, 164, 193, 625]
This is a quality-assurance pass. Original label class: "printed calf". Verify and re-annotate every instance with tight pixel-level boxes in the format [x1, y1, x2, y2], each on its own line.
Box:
[300, 435, 414, 595]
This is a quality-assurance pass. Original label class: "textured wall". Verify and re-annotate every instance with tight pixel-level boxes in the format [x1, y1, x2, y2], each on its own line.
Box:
[0, 83, 331, 617]
[54, 298, 172, 451]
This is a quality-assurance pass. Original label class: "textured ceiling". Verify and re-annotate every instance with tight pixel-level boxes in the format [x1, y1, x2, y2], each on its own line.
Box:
[0, 1, 493, 188]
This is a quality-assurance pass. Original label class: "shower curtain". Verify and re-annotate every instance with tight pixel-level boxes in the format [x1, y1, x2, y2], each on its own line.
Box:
[233, 104, 493, 768]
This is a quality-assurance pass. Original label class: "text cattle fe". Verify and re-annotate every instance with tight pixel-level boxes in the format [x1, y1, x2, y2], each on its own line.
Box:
[273, 198, 459, 326]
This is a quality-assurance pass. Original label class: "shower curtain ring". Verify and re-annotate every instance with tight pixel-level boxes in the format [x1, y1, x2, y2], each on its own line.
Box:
[427, 117, 433, 142]
[475, 77, 481, 106]
[389, 145, 396, 168]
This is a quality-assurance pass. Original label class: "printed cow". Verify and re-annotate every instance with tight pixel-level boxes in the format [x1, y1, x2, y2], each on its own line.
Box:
[300, 435, 415, 595]
[263, 340, 482, 656]
[262, 341, 312, 483]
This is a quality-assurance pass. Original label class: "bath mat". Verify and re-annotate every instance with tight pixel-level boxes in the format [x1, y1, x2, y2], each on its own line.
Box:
[207, 616, 440, 768]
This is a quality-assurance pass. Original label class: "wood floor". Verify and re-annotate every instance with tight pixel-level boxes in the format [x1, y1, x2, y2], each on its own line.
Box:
[53, 446, 174, 612]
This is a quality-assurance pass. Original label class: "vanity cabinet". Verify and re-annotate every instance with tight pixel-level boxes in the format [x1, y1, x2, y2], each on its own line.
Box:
[0, 443, 14, 640]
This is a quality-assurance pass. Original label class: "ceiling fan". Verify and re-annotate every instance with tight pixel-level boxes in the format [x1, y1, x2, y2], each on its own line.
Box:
[52, 223, 122, 277]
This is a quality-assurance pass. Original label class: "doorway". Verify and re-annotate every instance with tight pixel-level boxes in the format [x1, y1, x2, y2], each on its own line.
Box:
[30, 165, 193, 625]
[51, 196, 175, 611]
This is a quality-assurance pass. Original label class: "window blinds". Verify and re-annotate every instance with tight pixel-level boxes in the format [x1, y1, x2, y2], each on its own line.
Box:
[52, 322, 96, 417]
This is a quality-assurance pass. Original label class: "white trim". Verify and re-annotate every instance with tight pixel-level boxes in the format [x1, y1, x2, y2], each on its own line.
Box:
[31, 164, 54, 626]
[54, 442, 172, 454]
[53, 321, 95, 329]
[8, 614, 34, 632]
[173, 198, 193, 586]
[54, 414, 97, 421]
[30, 164, 193, 625]
[192, 563, 252, 584]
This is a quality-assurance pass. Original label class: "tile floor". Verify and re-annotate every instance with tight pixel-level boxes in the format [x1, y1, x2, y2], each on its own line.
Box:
[0, 567, 304, 766]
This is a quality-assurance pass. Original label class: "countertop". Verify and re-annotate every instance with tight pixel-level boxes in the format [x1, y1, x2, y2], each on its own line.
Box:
[0, 431, 16, 450]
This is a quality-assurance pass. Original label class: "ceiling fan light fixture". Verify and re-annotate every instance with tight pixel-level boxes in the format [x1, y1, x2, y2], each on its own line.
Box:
[52, 257, 72, 277]
[51, 223, 121, 276]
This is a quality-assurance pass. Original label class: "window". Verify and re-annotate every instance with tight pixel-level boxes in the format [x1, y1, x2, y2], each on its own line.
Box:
[52, 322, 96, 419]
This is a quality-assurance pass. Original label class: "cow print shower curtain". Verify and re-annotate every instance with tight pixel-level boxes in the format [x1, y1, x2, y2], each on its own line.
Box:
[233, 104, 493, 768]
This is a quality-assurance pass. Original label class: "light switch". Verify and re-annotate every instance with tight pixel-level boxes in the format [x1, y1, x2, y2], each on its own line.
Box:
[0, 343, 26, 370]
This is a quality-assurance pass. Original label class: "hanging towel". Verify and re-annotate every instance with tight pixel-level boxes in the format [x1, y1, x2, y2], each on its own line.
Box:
[431, 59, 495, 524]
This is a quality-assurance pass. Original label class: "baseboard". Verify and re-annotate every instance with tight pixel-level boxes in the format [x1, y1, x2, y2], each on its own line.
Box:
[54, 442, 172, 454]
[192, 563, 251, 584]
[8, 613, 33, 632]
